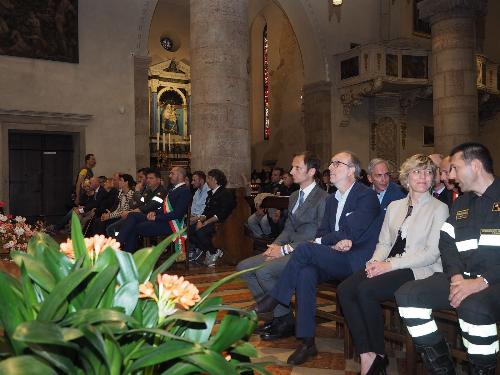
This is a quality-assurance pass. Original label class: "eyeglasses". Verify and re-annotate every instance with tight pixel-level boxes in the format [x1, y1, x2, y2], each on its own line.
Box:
[329, 160, 352, 168]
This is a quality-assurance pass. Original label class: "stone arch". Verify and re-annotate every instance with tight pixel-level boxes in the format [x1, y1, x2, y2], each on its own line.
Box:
[134, 0, 159, 56]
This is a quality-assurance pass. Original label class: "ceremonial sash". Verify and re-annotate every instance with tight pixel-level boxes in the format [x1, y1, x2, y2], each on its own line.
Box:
[163, 194, 186, 253]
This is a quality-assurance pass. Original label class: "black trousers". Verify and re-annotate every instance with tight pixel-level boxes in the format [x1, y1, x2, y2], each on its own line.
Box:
[189, 223, 216, 255]
[395, 272, 500, 366]
[338, 268, 414, 354]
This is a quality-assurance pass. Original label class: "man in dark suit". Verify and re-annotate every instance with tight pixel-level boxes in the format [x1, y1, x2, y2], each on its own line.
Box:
[367, 158, 406, 217]
[118, 167, 191, 252]
[254, 151, 382, 365]
[189, 169, 235, 267]
[237, 152, 328, 341]
[429, 153, 454, 208]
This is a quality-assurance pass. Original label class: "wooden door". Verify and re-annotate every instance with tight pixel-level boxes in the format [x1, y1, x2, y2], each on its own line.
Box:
[9, 132, 74, 223]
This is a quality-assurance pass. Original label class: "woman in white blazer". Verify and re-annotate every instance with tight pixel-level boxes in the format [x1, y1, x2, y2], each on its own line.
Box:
[338, 154, 449, 375]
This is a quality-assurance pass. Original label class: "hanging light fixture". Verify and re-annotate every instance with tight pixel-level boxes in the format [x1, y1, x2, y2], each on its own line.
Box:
[332, 0, 343, 5]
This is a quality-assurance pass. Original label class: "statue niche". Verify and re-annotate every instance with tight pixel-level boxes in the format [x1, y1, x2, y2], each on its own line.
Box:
[373, 117, 398, 168]
[159, 90, 183, 135]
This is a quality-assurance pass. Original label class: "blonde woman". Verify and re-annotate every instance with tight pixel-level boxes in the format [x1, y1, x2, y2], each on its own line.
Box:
[337, 154, 449, 375]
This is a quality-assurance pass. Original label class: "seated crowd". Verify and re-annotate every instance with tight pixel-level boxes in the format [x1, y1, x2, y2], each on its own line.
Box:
[52, 142, 500, 374]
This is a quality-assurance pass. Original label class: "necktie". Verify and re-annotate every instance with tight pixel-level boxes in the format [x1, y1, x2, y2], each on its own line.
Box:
[298, 190, 304, 207]
[433, 191, 440, 198]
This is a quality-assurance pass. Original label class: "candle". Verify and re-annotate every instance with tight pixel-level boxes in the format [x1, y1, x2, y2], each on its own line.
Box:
[189, 134, 192, 152]
[168, 133, 171, 152]
[162, 133, 166, 151]
[156, 132, 160, 151]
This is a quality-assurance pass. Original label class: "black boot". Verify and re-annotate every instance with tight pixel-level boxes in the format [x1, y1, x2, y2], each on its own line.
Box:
[260, 313, 295, 341]
[415, 339, 456, 375]
[470, 363, 496, 375]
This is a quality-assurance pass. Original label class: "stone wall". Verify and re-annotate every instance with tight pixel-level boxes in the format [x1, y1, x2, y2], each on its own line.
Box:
[250, 1, 305, 171]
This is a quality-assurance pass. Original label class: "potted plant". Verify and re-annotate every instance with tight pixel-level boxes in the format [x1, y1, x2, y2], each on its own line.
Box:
[0, 213, 268, 374]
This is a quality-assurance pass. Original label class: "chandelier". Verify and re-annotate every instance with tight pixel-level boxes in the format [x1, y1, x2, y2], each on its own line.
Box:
[332, 0, 343, 5]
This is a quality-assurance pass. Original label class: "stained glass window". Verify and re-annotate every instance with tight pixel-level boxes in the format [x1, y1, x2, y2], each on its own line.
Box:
[263, 25, 270, 140]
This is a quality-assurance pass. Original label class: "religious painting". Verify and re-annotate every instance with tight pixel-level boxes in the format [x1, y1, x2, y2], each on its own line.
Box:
[423, 126, 434, 147]
[402, 55, 428, 79]
[413, 0, 431, 36]
[158, 90, 185, 136]
[0, 0, 78, 63]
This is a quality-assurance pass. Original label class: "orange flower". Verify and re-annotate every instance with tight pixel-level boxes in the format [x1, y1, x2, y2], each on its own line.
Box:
[157, 274, 201, 310]
[59, 235, 121, 262]
[139, 281, 158, 301]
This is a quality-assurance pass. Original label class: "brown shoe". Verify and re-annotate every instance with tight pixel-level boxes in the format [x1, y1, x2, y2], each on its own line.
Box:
[287, 344, 318, 365]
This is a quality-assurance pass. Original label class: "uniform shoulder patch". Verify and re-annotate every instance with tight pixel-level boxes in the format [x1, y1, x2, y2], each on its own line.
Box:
[456, 209, 469, 220]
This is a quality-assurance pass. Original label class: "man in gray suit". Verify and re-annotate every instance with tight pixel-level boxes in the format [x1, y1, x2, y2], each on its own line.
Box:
[237, 152, 328, 340]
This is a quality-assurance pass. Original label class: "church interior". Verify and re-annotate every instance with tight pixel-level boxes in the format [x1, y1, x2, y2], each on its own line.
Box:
[1, 0, 500, 374]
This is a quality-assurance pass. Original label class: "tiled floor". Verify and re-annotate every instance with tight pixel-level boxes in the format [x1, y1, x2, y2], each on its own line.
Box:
[171, 263, 410, 375]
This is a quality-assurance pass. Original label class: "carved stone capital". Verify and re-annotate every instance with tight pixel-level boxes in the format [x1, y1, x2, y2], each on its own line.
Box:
[339, 78, 383, 126]
[418, 0, 488, 24]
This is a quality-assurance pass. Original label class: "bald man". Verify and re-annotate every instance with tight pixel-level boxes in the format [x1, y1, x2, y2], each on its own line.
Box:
[429, 153, 453, 208]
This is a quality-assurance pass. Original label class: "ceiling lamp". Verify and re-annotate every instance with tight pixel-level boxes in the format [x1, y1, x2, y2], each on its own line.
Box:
[332, 0, 343, 5]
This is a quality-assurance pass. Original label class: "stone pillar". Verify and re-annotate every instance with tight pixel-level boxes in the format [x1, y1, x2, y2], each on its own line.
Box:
[190, 0, 250, 187]
[418, 0, 487, 153]
[303, 81, 332, 168]
[133, 55, 152, 169]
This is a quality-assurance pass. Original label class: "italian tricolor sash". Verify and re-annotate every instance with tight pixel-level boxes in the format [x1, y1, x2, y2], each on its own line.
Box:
[163, 195, 187, 253]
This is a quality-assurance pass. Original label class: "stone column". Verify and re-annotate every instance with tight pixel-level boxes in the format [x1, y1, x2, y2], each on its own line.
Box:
[418, 0, 487, 153]
[190, 0, 250, 187]
[303, 81, 332, 168]
[134, 55, 152, 169]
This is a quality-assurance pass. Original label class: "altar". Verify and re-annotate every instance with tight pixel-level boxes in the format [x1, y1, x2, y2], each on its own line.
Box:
[148, 59, 191, 171]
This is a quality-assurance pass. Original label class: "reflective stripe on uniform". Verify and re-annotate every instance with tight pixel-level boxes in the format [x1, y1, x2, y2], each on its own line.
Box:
[398, 307, 433, 320]
[441, 222, 455, 239]
[152, 196, 163, 203]
[456, 239, 478, 252]
[459, 319, 498, 338]
[462, 337, 499, 355]
[478, 234, 500, 247]
[407, 321, 439, 338]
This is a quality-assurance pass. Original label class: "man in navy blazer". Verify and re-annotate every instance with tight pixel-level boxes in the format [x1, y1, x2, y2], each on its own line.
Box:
[367, 158, 406, 219]
[253, 151, 382, 365]
[118, 167, 192, 252]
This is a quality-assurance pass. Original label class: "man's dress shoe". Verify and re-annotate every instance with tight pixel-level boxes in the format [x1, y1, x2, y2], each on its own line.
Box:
[254, 320, 273, 335]
[260, 316, 295, 341]
[287, 343, 318, 365]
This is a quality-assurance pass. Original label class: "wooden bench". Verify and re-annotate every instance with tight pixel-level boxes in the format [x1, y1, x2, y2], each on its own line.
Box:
[317, 282, 500, 374]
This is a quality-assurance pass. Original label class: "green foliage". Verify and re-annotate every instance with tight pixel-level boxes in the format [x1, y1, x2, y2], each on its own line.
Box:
[0, 212, 268, 375]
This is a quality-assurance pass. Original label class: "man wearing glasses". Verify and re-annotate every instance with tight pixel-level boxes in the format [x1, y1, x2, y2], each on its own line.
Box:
[252, 151, 382, 365]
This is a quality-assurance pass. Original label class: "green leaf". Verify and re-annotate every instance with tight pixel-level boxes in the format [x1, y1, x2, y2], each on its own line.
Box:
[41, 244, 73, 282]
[81, 326, 110, 373]
[162, 311, 207, 325]
[70, 213, 90, 268]
[124, 328, 194, 343]
[181, 297, 221, 343]
[126, 341, 200, 374]
[133, 299, 158, 328]
[160, 361, 203, 375]
[0, 273, 27, 355]
[19, 263, 37, 321]
[12, 321, 78, 349]
[104, 338, 122, 375]
[208, 313, 253, 353]
[28, 232, 60, 258]
[112, 281, 139, 315]
[0, 355, 57, 375]
[133, 231, 180, 283]
[92, 246, 116, 273]
[82, 264, 119, 309]
[114, 250, 138, 285]
[32, 348, 79, 375]
[234, 362, 272, 375]
[11, 252, 56, 292]
[62, 309, 138, 328]
[185, 351, 237, 375]
[230, 342, 257, 358]
[37, 267, 93, 321]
